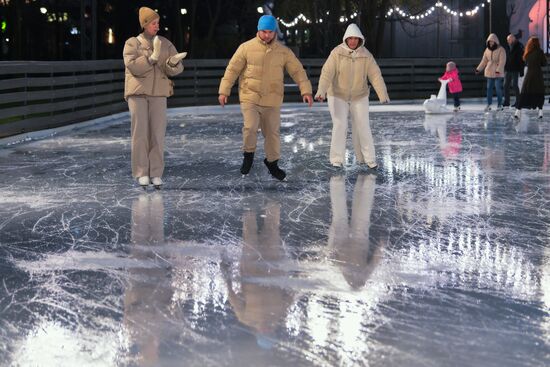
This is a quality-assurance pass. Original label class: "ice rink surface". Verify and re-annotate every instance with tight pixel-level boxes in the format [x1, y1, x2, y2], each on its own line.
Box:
[0, 102, 549, 366]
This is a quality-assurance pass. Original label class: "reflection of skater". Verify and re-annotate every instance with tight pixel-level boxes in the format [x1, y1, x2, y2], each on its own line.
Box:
[123, 7, 186, 189]
[515, 36, 547, 120]
[424, 115, 461, 159]
[125, 193, 173, 365]
[543, 132, 550, 173]
[514, 112, 541, 134]
[221, 200, 293, 348]
[328, 174, 383, 289]
[315, 24, 389, 169]
[218, 15, 313, 181]
[475, 33, 506, 111]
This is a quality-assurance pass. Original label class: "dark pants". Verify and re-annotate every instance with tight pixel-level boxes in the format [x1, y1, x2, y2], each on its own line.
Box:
[451, 92, 461, 107]
[504, 71, 520, 107]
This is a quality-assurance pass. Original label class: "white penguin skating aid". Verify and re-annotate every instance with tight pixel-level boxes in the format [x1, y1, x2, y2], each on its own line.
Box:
[423, 79, 452, 114]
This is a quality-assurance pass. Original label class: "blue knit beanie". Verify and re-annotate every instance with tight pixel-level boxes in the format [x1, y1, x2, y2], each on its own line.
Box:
[257, 15, 277, 31]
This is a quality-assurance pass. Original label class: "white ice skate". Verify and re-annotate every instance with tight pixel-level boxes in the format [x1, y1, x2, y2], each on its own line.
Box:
[138, 176, 150, 189]
[423, 79, 451, 114]
[151, 177, 163, 190]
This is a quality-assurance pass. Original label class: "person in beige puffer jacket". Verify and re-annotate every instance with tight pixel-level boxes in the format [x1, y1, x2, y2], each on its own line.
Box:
[218, 15, 313, 181]
[123, 7, 186, 189]
[475, 33, 506, 111]
[315, 23, 389, 169]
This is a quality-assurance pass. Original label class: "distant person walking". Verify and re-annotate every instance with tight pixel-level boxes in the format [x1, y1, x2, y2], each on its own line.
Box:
[515, 36, 547, 119]
[504, 34, 524, 108]
[218, 15, 313, 181]
[314, 23, 389, 169]
[476, 33, 506, 112]
[123, 7, 187, 189]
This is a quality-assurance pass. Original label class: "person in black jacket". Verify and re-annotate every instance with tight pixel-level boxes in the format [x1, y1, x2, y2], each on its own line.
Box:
[504, 34, 525, 108]
[515, 36, 547, 119]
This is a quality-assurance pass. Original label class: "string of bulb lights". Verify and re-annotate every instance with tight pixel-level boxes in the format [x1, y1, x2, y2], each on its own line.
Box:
[387, 0, 491, 19]
[276, 11, 359, 28]
[274, 0, 491, 28]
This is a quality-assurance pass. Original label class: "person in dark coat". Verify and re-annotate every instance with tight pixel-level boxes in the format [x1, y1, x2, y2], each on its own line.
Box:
[515, 36, 547, 119]
[504, 34, 524, 108]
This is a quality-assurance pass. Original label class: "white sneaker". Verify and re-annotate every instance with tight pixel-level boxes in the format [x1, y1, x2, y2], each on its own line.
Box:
[151, 177, 163, 187]
[484, 105, 492, 112]
[514, 109, 521, 119]
[138, 176, 150, 186]
[538, 109, 543, 119]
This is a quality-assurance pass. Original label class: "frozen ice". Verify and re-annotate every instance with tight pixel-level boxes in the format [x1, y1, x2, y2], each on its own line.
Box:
[0, 102, 549, 366]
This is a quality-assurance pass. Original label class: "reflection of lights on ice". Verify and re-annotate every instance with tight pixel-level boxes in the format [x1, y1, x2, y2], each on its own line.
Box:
[13, 321, 126, 365]
[303, 296, 331, 351]
[283, 134, 294, 143]
[400, 226, 539, 301]
[383, 150, 493, 220]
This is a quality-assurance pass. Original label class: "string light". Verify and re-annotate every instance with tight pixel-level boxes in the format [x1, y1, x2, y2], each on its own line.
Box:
[278, 0, 489, 28]
[386, 0, 489, 19]
[278, 11, 358, 28]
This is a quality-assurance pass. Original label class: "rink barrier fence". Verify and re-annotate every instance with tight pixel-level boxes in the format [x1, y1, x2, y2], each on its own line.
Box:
[1, 57, 549, 138]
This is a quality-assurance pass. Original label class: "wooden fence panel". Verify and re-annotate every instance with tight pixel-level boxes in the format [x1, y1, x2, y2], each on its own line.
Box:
[1, 57, 548, 138]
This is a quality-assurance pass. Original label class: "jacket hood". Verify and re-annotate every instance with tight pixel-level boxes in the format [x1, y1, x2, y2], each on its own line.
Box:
[486, 33, 500, 46]
[342, 23, 365, 47]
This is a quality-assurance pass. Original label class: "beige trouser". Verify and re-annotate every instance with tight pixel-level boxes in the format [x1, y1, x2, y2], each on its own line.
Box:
[240, 103, 281, 162]
[128, 96, 167, 178]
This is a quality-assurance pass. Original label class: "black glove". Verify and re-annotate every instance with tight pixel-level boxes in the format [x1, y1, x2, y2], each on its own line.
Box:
[519, 70, 524, 77]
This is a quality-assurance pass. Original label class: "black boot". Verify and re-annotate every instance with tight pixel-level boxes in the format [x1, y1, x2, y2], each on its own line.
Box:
[240, 152, 254, 175]
[264, 158, 286, 181]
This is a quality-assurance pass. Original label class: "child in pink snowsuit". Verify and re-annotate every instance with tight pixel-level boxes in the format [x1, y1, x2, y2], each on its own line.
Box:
[439, 61, 463, 111]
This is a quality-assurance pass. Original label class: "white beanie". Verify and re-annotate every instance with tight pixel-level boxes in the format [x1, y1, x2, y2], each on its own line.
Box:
[342, 23, 365, 45]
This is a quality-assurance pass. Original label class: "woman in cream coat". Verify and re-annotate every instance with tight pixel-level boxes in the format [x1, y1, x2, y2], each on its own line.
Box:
[475, 33, 506, 111]
[315, 23, 389, 169]
[123, 7, 186, 189]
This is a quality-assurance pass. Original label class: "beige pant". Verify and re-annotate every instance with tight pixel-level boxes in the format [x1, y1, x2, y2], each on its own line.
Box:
[240, 103, 281, 162]
[128, 96, 167, 178]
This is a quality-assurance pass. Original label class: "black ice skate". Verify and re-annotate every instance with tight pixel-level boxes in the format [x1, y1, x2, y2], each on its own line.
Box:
[264, 158, 286, 181]
[240, 152, 254, 176]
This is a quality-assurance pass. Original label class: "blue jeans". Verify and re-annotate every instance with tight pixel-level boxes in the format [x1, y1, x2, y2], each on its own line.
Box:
[486, 77, 504, 106]
[451, 92, 461, 107]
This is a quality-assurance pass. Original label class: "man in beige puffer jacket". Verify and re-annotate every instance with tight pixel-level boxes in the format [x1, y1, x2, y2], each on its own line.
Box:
[218, 15, 313, 181]
[475, 33, 507, 111]
[123, 7, 185, 189]
[315, 24, 389, 169]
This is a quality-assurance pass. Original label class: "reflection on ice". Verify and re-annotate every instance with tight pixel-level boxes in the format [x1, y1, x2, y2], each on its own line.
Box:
[12, 321, 124, 366]
[1, 105, 549, 366]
